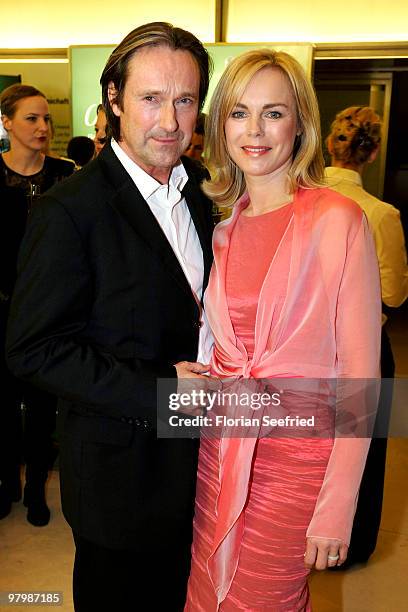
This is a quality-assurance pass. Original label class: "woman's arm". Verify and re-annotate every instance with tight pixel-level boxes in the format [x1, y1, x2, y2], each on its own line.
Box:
[306, 211, 382, 568]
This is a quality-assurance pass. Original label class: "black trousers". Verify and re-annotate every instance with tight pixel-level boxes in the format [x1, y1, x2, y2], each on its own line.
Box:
[0, 356, 22, 498]
[0, 340, 57, 497]
[346, 327, 395, 563]
[23, 384, 58, 483]
[72, 531, 192, 612]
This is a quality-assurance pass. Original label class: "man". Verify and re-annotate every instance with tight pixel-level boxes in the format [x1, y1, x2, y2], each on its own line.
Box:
[185, 112, 206, 161]
[6, 23, 213, 611]
[93, 104, 107, 156]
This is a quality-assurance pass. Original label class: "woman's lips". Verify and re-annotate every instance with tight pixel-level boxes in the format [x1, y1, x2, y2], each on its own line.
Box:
[241, 146, 271, 155]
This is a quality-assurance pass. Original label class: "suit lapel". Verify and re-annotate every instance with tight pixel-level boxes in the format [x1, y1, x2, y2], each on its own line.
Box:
[98, 144, 211, 300]
[182, 173, 213, 295]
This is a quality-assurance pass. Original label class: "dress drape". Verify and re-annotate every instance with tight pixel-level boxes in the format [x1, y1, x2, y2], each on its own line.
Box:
[185, 187, 381, 611]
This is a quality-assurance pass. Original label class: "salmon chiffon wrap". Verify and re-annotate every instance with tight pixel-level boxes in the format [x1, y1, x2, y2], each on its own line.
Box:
[187, 188, 381, 609]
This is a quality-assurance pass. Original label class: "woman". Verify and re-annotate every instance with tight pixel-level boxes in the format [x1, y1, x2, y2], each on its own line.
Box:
[0, 84, 74, 525]
[326, 106, 407, 312]
[185, 51, 381, 611]
[325, 106, 408, 566]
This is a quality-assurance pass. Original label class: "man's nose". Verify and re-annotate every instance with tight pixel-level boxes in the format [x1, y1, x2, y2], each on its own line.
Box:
[159, 103, 178, 133]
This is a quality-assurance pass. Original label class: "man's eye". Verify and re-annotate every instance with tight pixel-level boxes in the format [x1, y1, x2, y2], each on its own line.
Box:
[26, 117, 36, 122]
[144, 96, 156, 102]
[178, 98, 194, 105]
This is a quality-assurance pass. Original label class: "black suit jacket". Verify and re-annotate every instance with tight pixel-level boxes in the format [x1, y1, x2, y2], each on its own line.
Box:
[6, 143, 213, 549]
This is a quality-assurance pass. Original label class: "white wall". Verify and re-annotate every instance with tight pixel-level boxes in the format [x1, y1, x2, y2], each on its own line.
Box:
[226, 0, 408, 43]
[1, 0, 216, 48]
[1, 0, 407, 49]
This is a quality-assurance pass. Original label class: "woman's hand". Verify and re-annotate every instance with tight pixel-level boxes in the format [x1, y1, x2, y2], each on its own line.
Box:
[304, 537, 348, 570]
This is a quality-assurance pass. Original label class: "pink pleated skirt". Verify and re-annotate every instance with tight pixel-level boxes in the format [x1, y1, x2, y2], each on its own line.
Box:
[185, 435, 333, 611]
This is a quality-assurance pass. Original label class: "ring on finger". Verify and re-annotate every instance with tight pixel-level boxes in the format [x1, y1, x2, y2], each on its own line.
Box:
[327, 554, 340, 561]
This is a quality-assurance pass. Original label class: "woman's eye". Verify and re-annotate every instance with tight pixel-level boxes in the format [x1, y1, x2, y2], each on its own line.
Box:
[231, 111, 246, 119]
[265, 111, 282, 119]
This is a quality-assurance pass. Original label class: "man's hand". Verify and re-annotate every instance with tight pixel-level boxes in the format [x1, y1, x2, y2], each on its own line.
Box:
[174, 361, 220, 416]
[174, 360, 210, 379]
[304, 537, 348, 570]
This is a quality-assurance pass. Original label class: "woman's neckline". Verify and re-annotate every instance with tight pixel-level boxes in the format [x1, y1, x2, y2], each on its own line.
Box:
[240, 200, 293, 219]
[1, 153, 46, 178]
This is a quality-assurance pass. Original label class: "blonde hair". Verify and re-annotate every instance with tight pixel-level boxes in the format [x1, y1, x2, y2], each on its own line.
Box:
[203, 49, 324, 207]
[327, 106, 381, 166]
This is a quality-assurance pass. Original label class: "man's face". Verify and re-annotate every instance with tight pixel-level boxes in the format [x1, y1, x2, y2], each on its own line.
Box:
[185, 131, 204, 161]
[94, 108, 107, 156]
[109, 45, 200, 183]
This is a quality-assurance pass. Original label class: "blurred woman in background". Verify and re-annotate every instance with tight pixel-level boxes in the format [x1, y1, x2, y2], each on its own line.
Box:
[0, 84, 74, 525]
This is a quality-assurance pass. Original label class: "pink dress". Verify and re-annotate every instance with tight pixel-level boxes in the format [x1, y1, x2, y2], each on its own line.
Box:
[185, 189, 381, 611]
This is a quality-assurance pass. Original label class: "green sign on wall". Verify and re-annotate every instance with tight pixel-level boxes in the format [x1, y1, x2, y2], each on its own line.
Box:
[70, 46, 113, 138]
[70, 43, 313, 138]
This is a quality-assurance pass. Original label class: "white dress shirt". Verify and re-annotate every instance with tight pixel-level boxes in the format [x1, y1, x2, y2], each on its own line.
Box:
[111, 139, 213, 363]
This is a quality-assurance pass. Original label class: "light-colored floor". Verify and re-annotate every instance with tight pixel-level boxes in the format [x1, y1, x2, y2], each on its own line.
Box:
[0, 469, 74, 611]
[0, 440, 407, 612]
[309, 438, 408, 612]
[0, 307, 407, 611]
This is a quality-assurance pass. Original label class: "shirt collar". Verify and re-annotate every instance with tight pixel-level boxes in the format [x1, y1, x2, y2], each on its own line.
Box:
[325, 166, 363, 187]
[111, 138, 188, 200]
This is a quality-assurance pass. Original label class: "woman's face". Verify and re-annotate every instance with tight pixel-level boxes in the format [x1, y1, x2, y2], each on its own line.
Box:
[94, 109, 107, 155]
[2, 96, 50, 153]
[225, 67, 299, 182]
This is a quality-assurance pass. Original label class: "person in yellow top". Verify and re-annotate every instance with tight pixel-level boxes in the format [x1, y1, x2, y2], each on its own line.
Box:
[326, 106, 408, 310]
[325, 105, 408, 568]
